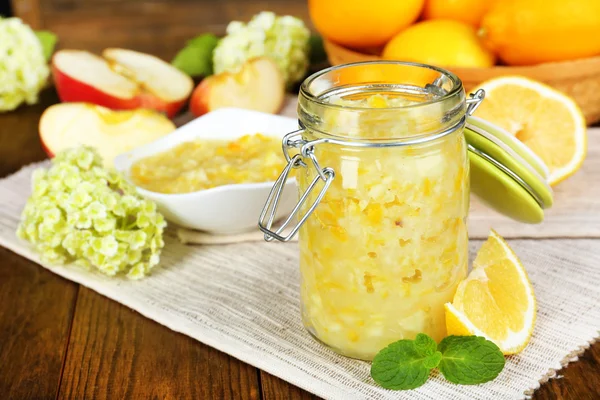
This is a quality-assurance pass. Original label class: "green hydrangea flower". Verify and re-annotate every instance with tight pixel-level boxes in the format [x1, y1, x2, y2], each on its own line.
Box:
[0, 17, 50, 112]
[17, 147, 167, 279]
[213, 11, 310, 86]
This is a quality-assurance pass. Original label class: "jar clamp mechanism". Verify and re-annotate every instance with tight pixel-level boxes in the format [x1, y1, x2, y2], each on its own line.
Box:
[258, 90, 486, 242]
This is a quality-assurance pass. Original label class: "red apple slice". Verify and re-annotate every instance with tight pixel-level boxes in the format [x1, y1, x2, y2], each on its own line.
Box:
[190, 57, 285, 117]
[40, 103, 176, 167]
[52, 49, 193, 118]
[53, 50, 139, 109]
[102, 48, 194, 117]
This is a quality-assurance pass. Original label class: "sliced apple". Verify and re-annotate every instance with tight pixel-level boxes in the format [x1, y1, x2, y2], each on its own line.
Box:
[102, 48, 194, 117]
[190, 57, 285, 117]
[40, 103, 176, 167]
[52, 49, 194, 118]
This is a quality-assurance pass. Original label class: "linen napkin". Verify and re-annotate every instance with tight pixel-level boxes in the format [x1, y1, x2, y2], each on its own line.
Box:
[177, 228, 297, 245]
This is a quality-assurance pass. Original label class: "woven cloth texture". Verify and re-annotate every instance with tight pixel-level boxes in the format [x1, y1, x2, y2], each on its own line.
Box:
[1, 157, 599, 399]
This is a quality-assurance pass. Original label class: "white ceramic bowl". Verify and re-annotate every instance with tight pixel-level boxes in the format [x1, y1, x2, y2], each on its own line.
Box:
[114, 108, 299, 234]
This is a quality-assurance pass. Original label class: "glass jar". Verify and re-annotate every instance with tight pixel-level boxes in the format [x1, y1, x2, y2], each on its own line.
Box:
[260, 61, 484, 361]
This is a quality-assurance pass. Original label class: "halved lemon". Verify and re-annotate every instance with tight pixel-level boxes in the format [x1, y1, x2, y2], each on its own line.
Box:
[472, 76, 587, 186]
[445, 229, 536, 354]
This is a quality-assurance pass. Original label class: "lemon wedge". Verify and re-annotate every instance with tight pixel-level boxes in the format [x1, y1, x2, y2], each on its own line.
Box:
[472, 76, 587, 186]
[445, 230, 536, 354]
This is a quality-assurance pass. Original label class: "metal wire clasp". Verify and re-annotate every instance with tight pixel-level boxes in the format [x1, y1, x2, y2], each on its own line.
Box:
[258, 130, 335, 242]
[466, 89, 485, 116]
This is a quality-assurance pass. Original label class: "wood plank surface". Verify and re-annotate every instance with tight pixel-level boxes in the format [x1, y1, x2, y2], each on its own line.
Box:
[0, 88, 55, 177]
[10, 0, 43, 29]
[532, 344, 600, 400]
[0, 248, 78, 399]
[58, 287, 260, 400]
[12, 0, 312, 61]
[260, 371, 320, 400]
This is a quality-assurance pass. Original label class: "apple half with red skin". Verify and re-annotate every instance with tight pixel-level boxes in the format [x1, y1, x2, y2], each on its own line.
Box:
[40, 103, 176, 167]
[52, 49, 194, 118]
[190, 57, 285, 117]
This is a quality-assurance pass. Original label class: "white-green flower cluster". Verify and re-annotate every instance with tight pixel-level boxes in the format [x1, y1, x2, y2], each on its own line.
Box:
[0, 17, 50, 112]
[17, 147, 166, 279]
[213, 11, 310, 86]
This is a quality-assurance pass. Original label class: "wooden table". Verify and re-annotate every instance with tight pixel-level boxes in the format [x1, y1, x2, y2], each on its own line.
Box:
[1, 88, 599, 400]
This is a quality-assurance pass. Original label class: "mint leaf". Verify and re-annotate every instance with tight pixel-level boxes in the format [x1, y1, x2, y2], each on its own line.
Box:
[35, 31, 57, 61]
[414, 332, 437, 356]
[172, 33, 219, 77]
[415, 333, 442, 369]
[438, 336, 505, 385]
[370, 334, 439, 390]
[423, 352, 443, 369]
[371, 334, 506, 390]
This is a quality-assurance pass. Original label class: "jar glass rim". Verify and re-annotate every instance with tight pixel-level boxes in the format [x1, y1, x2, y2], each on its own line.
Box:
[299, 60, 463, 111]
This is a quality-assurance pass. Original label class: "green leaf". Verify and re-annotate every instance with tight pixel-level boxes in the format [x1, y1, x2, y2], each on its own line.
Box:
[186, 33, 220, 48]
[423, 351, 443, 369]
[414, 332, 437, 356]
[172, 33, 219, 77]
[308, 34, 326, 65]
[370, 334, 438, 390]
[438, 336, 506, 385]
[35, 31, 57, 61]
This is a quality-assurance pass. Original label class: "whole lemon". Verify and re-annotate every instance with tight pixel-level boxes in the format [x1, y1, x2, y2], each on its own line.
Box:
[423, 0, 493, 27]
[382, 20, 495, 68]
[308, 0, 425, 49]
[481, 0, 600, 65]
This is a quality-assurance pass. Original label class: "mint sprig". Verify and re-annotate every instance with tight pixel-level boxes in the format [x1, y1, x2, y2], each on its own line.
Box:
[438, 336, 506, 385]
[370, 334, 505, 390]
[371, 333, 442, 390]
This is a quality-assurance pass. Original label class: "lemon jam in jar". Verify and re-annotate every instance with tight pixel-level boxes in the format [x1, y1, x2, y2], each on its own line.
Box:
[260, 62, 482, 360]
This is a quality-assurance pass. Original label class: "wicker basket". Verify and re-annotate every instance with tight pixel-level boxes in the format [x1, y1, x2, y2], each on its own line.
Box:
[324, 39, 600, 125]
